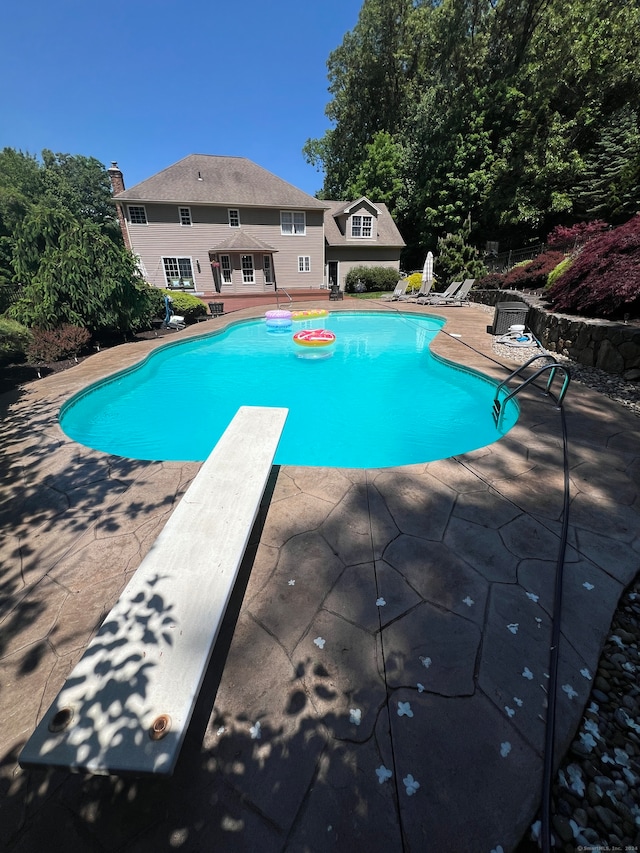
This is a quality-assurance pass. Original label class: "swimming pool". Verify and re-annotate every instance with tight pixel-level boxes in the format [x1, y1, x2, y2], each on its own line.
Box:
[60, 312, 518, 468]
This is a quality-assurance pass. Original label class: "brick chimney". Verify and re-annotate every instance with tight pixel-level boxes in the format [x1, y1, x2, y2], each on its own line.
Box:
[108, 161, 125, 194]
[108, 161, 131, 250]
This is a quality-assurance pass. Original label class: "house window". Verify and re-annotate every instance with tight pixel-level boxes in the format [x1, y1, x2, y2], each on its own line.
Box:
[128, 205, 147, 224]
[241, 255, 254, 284]
[220, 255, 232, 284]
[179, 207, 192, 226]
[351, 215, 372, 238]
[163, 256, 194, 289]
[298, 256, 311, 273]
[264, 255, 274, 284]
[281, 211, 306, 235]
[228, 209, 240, 227]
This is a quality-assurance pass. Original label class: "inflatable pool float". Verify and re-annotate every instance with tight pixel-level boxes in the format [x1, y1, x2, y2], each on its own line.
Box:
[291, 309, 328, 321]
[265, 309, 293, 329]
[293, 329, 336, 348]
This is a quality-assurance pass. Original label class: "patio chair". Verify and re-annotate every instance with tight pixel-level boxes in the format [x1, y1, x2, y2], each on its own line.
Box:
[423, 281, 462, 304]
[383, 281, 408, 301]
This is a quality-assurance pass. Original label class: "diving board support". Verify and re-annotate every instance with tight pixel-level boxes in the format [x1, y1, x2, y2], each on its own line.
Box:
[19, 405, 288, 777]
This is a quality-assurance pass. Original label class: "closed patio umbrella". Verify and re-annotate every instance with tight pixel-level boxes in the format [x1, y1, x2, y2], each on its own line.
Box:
[420, 252, 433, 293]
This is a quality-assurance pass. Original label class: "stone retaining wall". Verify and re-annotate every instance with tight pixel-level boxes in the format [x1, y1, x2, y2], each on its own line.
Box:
[472, 290, 640, 380]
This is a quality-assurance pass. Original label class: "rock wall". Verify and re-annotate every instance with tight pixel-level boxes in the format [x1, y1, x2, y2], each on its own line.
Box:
[472, 290, 640, 381]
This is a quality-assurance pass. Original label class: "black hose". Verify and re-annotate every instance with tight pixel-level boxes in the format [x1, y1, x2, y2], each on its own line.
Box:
[375, 299, 572, 849]
[541, 403, 571, 852]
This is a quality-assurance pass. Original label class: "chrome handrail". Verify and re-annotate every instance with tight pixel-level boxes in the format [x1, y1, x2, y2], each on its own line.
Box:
[492, 357, 571, 428]
[275, 287, 292, 309]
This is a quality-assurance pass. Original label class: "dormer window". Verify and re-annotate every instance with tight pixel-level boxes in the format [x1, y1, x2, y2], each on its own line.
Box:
[351, 215, 372, 238]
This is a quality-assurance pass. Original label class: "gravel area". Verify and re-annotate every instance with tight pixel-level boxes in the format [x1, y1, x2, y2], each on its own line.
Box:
[549, 587, 640, 851]
[481, 304, 640, 418]
[483, 306, 640, 851]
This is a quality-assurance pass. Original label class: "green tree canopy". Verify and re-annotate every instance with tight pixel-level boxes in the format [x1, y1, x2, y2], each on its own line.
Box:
[346, 132, 406, 215]
[0, 149, 43, 237]
[40, 150, 119, 236]
[306, 0, 640, 265]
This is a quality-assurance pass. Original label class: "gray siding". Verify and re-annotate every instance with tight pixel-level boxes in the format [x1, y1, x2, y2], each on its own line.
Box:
[126, 205, 326, 293]
[325, 245, 402, 289]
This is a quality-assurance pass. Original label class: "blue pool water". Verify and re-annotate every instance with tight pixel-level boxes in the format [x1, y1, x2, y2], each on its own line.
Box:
[60, 312, 518, 468]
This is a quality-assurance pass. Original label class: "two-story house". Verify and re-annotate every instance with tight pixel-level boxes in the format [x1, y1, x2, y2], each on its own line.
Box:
[109, 154, 404, 300]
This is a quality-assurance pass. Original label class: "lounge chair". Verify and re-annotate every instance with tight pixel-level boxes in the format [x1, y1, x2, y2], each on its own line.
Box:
[423, 281, 462, 304]
[383, 281, 408, 301]
[400, 278, 435, 302]
[429, 279, 474, 306]
[448, 278, 475, 304]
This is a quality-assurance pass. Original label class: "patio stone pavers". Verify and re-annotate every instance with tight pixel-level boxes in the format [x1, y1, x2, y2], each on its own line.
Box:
[518, 557, 624, 665]
[382, 602, 480, 695]
[0, 301, 638, 852]
[389, 689, 542, 852]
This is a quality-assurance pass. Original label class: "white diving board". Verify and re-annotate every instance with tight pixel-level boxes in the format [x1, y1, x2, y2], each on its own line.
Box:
[20, 406, 288, 777]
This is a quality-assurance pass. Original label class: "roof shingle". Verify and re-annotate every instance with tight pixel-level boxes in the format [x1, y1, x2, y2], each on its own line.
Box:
[115, 154, 328, 210]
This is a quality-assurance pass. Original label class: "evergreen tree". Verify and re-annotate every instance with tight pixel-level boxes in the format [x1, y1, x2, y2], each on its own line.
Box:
[436, 226, 487, 285]
[9, 203, 152, 333]
[575, 108, 640, 223]
[0, 149, 146, 334]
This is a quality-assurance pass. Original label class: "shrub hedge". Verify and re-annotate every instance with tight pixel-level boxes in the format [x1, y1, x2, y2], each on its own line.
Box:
[546, 257, 573, 290]
[502, 251, 566, 290]
[159, 289, 207, 322]
[405, 272, 423, 293]
[548, 214, 640, 319]
[0, 318, 32, 366]
[546, 221, 609, 252]
[345, 266, 400, 293]
[475, 272, 506, 289]
[26, 325, 91, 364]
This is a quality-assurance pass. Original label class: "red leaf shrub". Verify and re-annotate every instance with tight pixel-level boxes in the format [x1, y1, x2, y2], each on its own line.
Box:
[502, 251, 566, 290]
[476, 272, 506, 289]
[27, 325, 91, 364]
[546, 221, 610, 252]
[548, 215, 640, 319]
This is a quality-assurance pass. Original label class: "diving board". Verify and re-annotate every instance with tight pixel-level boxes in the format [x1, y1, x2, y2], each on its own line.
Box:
[20, 405, 288, 777]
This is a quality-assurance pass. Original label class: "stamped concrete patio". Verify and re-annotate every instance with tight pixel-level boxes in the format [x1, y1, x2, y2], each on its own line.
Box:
[1, 302, 638, 852]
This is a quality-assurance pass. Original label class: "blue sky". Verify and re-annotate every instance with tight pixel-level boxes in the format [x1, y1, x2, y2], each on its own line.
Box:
[1, 0, 362, 196]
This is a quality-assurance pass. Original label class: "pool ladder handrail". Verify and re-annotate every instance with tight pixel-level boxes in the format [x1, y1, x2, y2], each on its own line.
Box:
[275, 287, 293, 309]
[492, 355, 571, 428]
